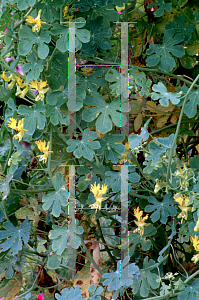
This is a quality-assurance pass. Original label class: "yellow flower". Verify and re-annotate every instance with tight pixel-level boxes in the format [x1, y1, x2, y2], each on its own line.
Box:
[29, 80, 49, 101]
[1, 72, 16, 89]
[133, 206, 149, 237]
[7, 118, 27, 142]
[63, 6, 69, 17]
[89, 182, 108, 213]
[16, 85, 30, 98]
[25, 10, 45, 33]
[173, 194, 191, 221]
[14, 76, 30, 98]
[7, 118, 17, 130]
[14, 118, 27, 142]
[191, 253, 199, 264]
[64, 15, 75, 26]
[35, 140, 53, 164]
[7, 79, 16, 90]
[0, 71, 12, 82]
[15, 75, 25, 88]
[191, 235, 199, 252]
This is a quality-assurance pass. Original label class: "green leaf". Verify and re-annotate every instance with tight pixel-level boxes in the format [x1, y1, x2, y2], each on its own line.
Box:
[82, 91, 128, 134]
[46, 82, 86, 112]
[77, 166, 100, 192]
[114, 0, 128, 5]
[77, 69, 106, 92]
[0, 255, 19, 279]
[145, 133, 177, 165]
[145, 193, 177, 224]
[22, 52, 44, 83]
[66, 128, 100, 160]
[151, 82, 181, 106]
[90, 5, 119, 22]
[48, 52, 68, 90]
[97, 131, 125, 163]
[0, 86, 14, 102]
[129, 66, 152, 97]
[131, 256, 160, 298]
[35, 0, 64, 21]
[0, 173, 13, 200]
[147, 0, 172, 17]
[128, 127, 149, 149]
[18, 26, 51, 59]
[51, 18, 90, 53]
[81, 16, 112, 56]
[102, 258, 139, 300]
[17, 0, 36, 11]
[47, 252, 61, 269]
[190, 156, 199, 170]
[146, 29, 185, 72]
[18, 101, 46, 135]
[178, 279, 199, 300]
[0, 217, 30, 255]
[165, 15, 195, 43]
[194, 11, 199, 22]
[88, 285, 103, 300]
[42, 172, 69, 217]
[55, 286, 84, 300]
[10, 152, 21, 165]
[49, 225, 68, 256]
[105, 69, 128, 98]
[178, 85, 199, 118]
[105, 166, 140, 193]
[129, 232, 152, 256]
[45, 98, 70, 126]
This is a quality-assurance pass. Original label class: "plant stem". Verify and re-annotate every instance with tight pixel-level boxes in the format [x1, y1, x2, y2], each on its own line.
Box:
[96, 219, 117, 265]
[3, 133, 13, 175]
[10, 188, 55, 194]
[48, 126, 53, 180]
[166, 74, 199, 188]
[23, 248, 47, 257]
[67, 111, 84, 133]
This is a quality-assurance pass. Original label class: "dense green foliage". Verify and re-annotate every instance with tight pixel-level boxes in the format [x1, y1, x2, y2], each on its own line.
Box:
[1, 0, 199, 299]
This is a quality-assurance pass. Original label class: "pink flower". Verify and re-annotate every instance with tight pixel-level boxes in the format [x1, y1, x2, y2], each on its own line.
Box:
[5, 57, 14, 63]
[5, 57, 24, 76]
[32, 89, 38, 95]
[118, 11, 122, 14]
[37, 293, 44, 300]
[151, 7, 154, 11]
[4, 24, 8, 34]
[79, 59, 88, 64]
[15, 65, 24, 75]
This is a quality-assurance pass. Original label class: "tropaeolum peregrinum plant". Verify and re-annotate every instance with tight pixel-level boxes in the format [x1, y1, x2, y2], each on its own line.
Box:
[1, 0, 199, 299]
